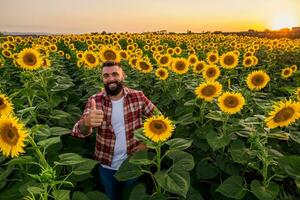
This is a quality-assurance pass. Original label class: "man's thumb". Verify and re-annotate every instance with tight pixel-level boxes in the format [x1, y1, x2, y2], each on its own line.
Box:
[91, 99, 96, 110]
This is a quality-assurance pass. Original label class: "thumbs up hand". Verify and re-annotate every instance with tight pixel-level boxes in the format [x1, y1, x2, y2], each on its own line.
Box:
[83, 99, 104, 129]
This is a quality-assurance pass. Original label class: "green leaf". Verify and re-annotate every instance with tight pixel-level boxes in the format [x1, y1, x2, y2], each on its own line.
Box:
[72, 191, 89, 200]
[278, 155, 300, 178]
[134, 128, 157, 149]
[31, 124, 51, 139]
[52, 190, 71, 200]
[155, 169, 190, 198]
[50, 110, 71, 120]
[183, 99, 198, 107]
[175, 113, 197, 125]
[27, 186, 44, 195]
[129, 151, 155, 165]
[206, 131, 230, 151]
[86, 191, 109, 200]
[4, 156, 36, 166]
[73, 159, 98, 175]
[166, 138, 192, 151]
[196, 159, 219, 179]
[290, 131, 300, 144]
[167, 150, 194, 171]
[129, 184, 150, 200]
[50, 127, 71, 136]
[37, 136, 61, 149]
[114, 159, 143, 181]
[205, 111, 225, 121]
[216, 176, 246, 199]
[228, 140, 251, 164]
[54, 153, 87, 165]
[250, 180, 279, 200]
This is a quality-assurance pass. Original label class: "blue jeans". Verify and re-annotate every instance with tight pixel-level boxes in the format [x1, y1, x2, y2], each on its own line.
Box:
[98, 165, 138, 200]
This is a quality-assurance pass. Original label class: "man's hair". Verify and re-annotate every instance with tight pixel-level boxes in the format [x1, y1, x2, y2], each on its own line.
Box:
[102, 61, 122, 69]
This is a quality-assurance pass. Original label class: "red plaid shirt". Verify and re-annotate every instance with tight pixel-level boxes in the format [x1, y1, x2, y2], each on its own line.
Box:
[71, 87, 155, 166]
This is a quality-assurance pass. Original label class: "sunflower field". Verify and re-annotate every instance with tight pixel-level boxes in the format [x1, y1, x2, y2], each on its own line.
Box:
[0, 33, 300, 200]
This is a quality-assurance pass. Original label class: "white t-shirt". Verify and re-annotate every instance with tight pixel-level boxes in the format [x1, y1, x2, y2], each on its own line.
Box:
[101, 97, 127, 170]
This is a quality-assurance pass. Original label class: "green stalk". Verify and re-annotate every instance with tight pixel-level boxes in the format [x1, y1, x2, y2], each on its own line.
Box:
[156, 146, 162, 194]
[27, 134, 49, 169]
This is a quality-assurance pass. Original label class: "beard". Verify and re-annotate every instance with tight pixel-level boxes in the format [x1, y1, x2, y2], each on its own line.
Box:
[104, 80, 124, 96]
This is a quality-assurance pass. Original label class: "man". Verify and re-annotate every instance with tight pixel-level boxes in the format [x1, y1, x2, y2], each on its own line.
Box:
[71, 61, 157, 200]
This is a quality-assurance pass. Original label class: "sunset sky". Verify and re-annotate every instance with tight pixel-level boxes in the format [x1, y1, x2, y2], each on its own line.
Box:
[0, 0, 299, 33]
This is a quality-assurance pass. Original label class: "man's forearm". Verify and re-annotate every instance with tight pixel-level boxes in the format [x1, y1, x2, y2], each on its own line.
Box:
[79, 120, 91, 135]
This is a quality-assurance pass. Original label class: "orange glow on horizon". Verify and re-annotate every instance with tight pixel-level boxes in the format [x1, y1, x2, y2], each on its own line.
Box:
[270, 14, 298, 30]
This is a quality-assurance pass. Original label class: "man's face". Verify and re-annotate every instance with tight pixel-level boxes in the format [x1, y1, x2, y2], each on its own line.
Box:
[102, 65, 125, 96]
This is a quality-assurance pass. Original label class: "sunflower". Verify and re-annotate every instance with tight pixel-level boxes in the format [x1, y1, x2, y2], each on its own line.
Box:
[0, 115, 27, 158]
[143, 115, 174, 143]
[166, 48, 174, 55]
[265, 100, 300, 129]
[0, 94, 13, 116]
[246, 70, 270, 91]
[83, 51, 99, 68]
[194, 81, 222, 102]
[158, 54, 171, 67]
[155, 68, 169, 80]
[49, 44, 58, 52]
[119, 50, 129, 60]
[291, 65, 297, 72]
[295, 88, 300, 101]
[174, 47, 182, 55]
[171, 58, 189, 75]
[243, 57, 253, 68]
[137, 59, 153, 73]
[2, 50, 12, 58]
[99, 46, 120, 62]
[203, 65, 221, 81]
[188, 54, 198, 66]
[217, 92, 245, 114]
[193, 61, 206, 74]
[219, 52, 238, 69]
[206, 51, 219, 64]
[281, 67, 293, 79]
[16, 48, 43, 71]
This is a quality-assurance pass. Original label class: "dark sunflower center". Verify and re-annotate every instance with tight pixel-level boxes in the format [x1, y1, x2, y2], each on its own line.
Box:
[23, 53, 37, 66]
[283, 70, 290, 75]
[0, 98, 5, 109]
[273, 107, 295, 123]
[251, 75, 264, 86]
[190, 58, 196, 64]
[104, 50, 116, 60]
[160, 56, 169, 64]
[224, 96, 238, 108]
[149, 120, 167, 135]
[86, 54, 96, 64]
[1, 123, 20, 145]
[159, 70, 166, 77]
[196, 64, 204, 71]
[224, 55, 235, 65]
[140, 62, 149, 70]
[207, 68, 216, 77]
[209, 55, 217, 62]
[120, 52, 127, 58]
[175, 61, 185, 70]
[245, 59, 252, 65]
[202, 85, 217, 97]
[4, 51, 11, 57]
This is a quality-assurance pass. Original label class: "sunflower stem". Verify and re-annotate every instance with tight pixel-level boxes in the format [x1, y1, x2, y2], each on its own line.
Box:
[27, 134, 49, 169]
[156, 146, 162, 194]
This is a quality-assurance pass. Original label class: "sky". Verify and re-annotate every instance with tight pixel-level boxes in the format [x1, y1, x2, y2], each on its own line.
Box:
[0, 0, 299, 34]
